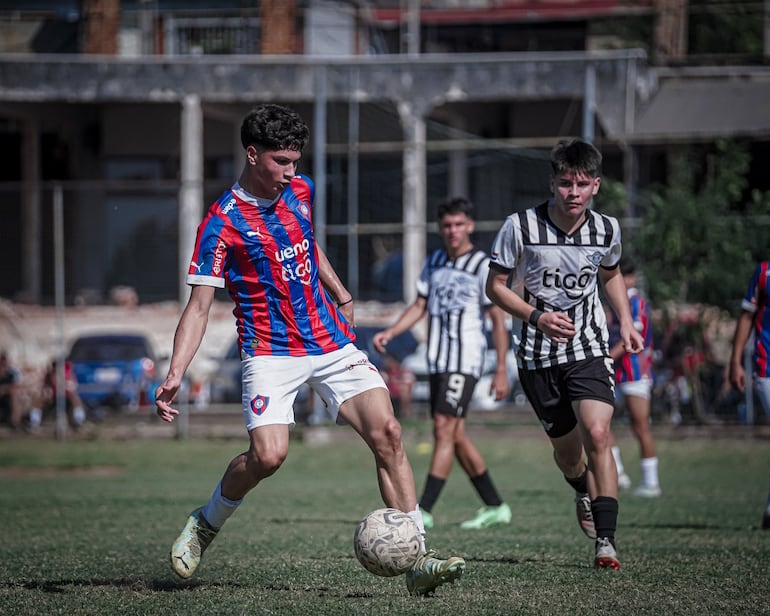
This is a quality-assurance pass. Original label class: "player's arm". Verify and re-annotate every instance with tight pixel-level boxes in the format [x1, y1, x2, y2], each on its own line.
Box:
[316, 244, 354, 324]
[729, 310, 754, 392]
[155, 284, 215, 422]
[373, 296, 428, 354]
[600, 266, 643, 354]
[486, 304, 511, 401]
[486, 265, 573, 343]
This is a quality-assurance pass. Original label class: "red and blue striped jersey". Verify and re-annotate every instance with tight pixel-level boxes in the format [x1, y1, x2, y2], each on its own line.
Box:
[741, 260, 770, 378]
[186, 175, 355, 357]
[611, 287, 654, 383]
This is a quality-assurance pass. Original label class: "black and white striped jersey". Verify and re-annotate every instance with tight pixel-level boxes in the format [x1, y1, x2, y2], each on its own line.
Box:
[489, 201, 622, 370]
[416, 247, 492, 378]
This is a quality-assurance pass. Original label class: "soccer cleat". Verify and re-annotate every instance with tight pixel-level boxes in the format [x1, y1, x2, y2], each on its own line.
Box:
[594, 537, 621, 570]
[170, 507, 219, 579]
[575, 493, 597, 539]
[421, 509, 434, 530]
[405, 550, 465, 596]
[459, 503, 512, 529]
[618, 473, 632, 490]
[632, 484, 662, 498]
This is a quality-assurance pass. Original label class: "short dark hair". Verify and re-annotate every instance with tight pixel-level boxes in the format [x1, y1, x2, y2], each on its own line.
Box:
[240, 104, 309, 152]
[437, 197, 475, 221]
[550, 139, 602, 178]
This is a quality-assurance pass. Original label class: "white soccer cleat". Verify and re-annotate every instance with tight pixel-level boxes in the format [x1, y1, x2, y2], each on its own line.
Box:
[170, 507, 218, 579]
[618, 473, 632, 490]
[594, 537, 621, 570]
[632, 484, 662, 498]
[575, 493, 597, 539]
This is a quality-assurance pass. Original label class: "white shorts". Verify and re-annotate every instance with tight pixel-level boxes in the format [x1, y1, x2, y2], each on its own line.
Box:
[617, 376, 653, 400]
[240, 343, 387, 431]
[755, 376, 770, 416]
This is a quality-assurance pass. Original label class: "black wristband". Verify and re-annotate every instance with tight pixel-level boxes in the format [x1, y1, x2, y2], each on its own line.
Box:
[337, 298, 353, 307]
[528, 309, 544, 327]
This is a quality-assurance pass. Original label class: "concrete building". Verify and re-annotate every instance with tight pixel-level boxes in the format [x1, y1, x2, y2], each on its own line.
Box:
[0, 0, 767, 305]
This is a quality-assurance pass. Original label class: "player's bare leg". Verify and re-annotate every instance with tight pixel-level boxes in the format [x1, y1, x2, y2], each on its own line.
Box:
[576, 400, 621, 569]
[340, 388, 465, 595]
[170, 424, 290, 579]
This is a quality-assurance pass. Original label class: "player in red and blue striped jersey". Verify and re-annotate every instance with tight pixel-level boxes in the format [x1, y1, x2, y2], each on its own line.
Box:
[154, 104, 465, 595]
[607, 258, 661, 498]
[730, 259, 770, 529]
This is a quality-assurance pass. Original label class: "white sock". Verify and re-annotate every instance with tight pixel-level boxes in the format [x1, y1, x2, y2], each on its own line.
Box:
[201, 481, 243, 530]
[640, 457, 659, 488]
[407, 506, 427, 554]
[611, 446, 625, 475]
[29, 408, 42, 427]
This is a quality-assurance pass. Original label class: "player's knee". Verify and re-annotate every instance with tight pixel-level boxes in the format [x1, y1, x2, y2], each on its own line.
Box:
[372, 415, 404, 458]
[246, 446, 287, 479]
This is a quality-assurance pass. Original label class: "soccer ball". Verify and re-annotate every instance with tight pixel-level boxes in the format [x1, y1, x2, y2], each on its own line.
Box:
[353, 507, 422, 577]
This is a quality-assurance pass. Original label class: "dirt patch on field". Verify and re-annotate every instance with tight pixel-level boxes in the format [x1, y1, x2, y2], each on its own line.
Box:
[0, 465, 125, 478]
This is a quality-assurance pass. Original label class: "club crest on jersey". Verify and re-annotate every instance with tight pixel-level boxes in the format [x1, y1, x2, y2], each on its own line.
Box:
[298, 201, 311, 220]
[586, 251, 603, 266]
[250, 395, 270, 416]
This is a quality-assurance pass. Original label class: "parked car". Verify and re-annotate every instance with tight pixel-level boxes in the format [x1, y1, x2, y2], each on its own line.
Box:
[67, 333, 157, 413]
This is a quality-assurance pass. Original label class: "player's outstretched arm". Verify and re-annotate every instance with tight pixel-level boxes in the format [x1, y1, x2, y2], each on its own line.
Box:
[373, 297, 427, 354]
[155, 285, 215, 422]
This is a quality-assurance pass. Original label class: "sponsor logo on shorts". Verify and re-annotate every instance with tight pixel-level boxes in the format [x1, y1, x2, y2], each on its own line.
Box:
[346, 357, 378, 372]
[540, 418, 554, 431]
[250, 395, 270, 415]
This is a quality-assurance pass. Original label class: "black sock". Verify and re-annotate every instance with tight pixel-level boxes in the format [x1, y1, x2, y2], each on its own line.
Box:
[419, 474, 446, 512]
[470, 470, 503, 507]
[592, 496, 619, 546]
[564, 468, 588, 494]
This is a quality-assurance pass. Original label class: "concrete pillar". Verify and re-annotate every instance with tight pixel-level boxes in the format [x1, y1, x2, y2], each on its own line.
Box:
[179, 94, 203, 306]
[398, 102, 426, 304]
[21, 118, 41, 304]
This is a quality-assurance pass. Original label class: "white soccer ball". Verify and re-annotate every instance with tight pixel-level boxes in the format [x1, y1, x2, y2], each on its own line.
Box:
[353, 507, 422, 577]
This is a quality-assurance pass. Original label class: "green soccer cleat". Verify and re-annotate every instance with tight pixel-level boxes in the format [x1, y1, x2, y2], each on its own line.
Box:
[421, 509, 434, 529]
[405, 550, 465, 596]
[459, 503, 512, 529]
[170, 507, 219, 579]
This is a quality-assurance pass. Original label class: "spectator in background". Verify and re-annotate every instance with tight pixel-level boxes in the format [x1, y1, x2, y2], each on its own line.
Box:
[729, 260, 770, 529]
[28, 358, 86, 429]
[606, 258, 661, 497]
[0, 351, 22, 430]
[384, 354, 415, 420]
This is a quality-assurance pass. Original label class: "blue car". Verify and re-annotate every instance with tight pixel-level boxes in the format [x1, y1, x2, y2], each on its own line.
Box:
[67, 333, 157, 412]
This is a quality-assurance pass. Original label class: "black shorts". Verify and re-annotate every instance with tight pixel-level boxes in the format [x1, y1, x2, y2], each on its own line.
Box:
[429, 372, 478, 418]
[518, 356, 615, 438]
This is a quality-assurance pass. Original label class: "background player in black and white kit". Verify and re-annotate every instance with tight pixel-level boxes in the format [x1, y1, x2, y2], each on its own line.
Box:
[374, 197, 512, 530]
[486, 139, 644, 570]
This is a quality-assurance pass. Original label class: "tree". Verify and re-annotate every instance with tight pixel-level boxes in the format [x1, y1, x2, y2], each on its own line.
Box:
[628, 141, 770, 313]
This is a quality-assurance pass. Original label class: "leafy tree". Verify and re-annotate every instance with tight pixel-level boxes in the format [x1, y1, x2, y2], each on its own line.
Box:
[627, 141, 770, 313]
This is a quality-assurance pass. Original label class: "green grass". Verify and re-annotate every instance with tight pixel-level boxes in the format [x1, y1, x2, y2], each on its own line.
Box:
[0, 427, 768, 615]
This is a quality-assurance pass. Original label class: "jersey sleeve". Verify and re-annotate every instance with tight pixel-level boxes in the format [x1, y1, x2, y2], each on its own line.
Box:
[741, 263, 763, 313]
[415, 255, 431, 298]
[479, 254, 493, 307]
[186, 207, 228, 289]
[489, 216, 517, 272]
[601, 217, 622, 268]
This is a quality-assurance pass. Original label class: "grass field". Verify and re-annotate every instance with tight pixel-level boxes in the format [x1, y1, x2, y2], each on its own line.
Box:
[0, 423, 768, 615]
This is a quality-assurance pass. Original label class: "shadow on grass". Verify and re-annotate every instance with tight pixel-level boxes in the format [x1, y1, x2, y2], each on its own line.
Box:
[6, 578, 241, 593]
